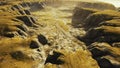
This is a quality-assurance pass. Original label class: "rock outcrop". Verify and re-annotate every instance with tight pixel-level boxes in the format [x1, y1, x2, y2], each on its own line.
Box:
[88, 43, 120, 68]
[72, 1, 120, 68]
[79, 13, 120, 45]
[0, 1, 46, 68]
[1, 0, 120, 68]
[72, 1, 116, 28]
[0, 0, 100, 68]
[72, 7, 98, 27]
[84, 10, 120, 30]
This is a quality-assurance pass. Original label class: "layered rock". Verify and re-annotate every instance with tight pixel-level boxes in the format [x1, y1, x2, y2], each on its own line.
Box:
[2, 0, 118, 68]
[71, 1, 120, 68]
[74, 4, 120, 45]
[84, 10, 120, 30]
[0, 1, 46, 68]
[72, 1, 116, 28]
[72, 7, 98, 27]
[88, 42, 120, 68]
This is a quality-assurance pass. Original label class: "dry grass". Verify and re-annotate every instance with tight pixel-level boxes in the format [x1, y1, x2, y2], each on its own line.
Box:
[105, 19, 120, 25]
[97, 26, 120, 34]
[45, 49, 99, 68]
[0, 16, 23, 36]
[0, 37, 40, 68]
[94, 10, 120, 17]
[91, 43, 120, 62]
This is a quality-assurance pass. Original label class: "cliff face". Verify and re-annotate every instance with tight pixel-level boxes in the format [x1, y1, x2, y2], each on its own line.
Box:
[72, 1, 120, 68]
[0, 0, 120, 68]
[72, 1, 116, 28]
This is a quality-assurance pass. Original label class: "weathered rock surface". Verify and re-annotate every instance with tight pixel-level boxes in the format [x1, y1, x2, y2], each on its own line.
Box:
[1, 0, 120, 68]
[79, 19, 120, 45]
[0, 0, 99, 68]
[71, 1, 120, 68]
[0, 1, 46, 68]
[72, 7, 98, 27]
[72, 1, 116, 28]
[84, 10, 120, 30]
[88, 43, 120, 68]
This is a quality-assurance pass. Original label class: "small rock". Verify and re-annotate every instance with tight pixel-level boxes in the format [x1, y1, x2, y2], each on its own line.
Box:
[10, 51, 30, 61]
[30, 40, 40, 49]
[45, 51, 64, 64]
[38, 34, 48, 45]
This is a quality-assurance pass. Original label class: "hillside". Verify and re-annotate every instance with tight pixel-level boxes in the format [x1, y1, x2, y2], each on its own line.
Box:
[0, 0, 120, 68]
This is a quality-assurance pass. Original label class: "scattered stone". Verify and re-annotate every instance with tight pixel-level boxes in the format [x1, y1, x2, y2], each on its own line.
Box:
[10, 51, 30, 61]
[45, 51, 64, 64]
[30, 40, 40, 49]
[38, 34, 48, 45]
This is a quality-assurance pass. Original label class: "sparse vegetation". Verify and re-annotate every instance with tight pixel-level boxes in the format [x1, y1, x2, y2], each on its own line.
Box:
[0, 0, 120, 68]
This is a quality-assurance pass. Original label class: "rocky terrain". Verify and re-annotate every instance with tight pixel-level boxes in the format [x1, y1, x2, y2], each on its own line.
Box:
[0, 0, 120, 68]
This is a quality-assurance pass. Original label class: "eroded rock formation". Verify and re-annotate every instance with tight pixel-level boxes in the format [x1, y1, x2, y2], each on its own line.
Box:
[72, 1, 120, 68]
[0, 0, 120, 68]
[72, 1, 116, 27]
